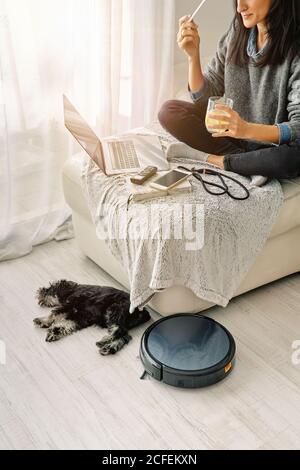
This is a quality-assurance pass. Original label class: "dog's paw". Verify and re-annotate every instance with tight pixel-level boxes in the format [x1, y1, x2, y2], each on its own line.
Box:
[33, 317, 51, 329]
[96, 335, 113, 349]
[96, 334, 132, 356]
[46, 326, 64, 342]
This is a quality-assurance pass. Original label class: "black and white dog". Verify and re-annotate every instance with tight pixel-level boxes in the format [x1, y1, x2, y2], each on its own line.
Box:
[34, 280, 151, 355]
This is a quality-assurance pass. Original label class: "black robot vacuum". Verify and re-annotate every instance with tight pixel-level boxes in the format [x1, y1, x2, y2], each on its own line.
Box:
[140, 314, 236, 388]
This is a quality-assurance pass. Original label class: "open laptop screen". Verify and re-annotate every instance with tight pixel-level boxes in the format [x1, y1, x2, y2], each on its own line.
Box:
[63, 95, 105, 172]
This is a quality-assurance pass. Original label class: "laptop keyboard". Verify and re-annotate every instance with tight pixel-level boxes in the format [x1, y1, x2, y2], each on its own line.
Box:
[109, 140, 140, 170]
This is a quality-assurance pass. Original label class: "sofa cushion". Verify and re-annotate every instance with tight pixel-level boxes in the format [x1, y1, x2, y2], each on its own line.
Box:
[62, 153, 300, 240]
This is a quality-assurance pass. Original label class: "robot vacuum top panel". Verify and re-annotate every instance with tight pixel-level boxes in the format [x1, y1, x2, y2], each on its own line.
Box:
[140, 314, 236, 388]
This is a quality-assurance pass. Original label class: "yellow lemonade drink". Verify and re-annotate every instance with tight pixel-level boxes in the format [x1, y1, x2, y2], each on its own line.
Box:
[205, 111, 229, 134]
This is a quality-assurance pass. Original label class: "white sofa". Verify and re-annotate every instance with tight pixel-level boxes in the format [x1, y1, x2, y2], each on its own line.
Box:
[62, 65, 300, 315]
[62, 152, 300, 316]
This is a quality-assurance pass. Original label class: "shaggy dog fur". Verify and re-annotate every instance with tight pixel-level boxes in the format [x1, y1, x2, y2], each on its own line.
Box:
[33, 280, 151, 355]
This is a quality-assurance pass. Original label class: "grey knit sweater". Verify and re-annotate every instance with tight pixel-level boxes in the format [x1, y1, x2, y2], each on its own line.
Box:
[189, 25, 300, 144]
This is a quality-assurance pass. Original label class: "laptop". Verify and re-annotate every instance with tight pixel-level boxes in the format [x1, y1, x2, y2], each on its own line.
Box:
[63, 95, 170, 175]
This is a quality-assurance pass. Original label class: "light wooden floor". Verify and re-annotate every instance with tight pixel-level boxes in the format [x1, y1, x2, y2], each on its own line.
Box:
[0, 238, 300, 450]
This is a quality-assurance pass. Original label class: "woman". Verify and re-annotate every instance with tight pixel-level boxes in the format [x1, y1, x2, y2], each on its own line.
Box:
[158, 0, 300, 179]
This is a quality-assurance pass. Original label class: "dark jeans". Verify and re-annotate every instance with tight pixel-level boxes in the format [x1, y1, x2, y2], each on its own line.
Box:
[158, 99, 300, 179]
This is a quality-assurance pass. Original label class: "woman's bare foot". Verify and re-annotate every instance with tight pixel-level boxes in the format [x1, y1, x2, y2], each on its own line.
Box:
[207, 154, 225, 169]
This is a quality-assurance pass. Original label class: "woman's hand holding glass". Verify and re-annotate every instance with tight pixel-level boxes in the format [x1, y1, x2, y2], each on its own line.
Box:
[209, 103, 249, 140]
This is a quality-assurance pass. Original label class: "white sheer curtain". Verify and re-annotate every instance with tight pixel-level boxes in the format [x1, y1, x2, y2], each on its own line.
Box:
[0, 0, 175, 261]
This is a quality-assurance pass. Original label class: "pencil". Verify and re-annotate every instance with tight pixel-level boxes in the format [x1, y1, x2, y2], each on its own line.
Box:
[188, 0, 209, 22]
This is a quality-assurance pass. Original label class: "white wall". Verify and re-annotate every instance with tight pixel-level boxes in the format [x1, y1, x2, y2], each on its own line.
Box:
[175, 0, 234, 66]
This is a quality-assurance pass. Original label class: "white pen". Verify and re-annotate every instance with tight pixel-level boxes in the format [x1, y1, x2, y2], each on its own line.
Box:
[188, 0, 209, 22]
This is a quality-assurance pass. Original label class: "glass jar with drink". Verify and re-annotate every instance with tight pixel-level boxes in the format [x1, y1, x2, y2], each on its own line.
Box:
[205, 96, 234, 134]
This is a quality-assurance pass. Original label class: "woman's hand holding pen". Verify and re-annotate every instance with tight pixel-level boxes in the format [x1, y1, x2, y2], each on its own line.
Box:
[177, 16, 200, 60]
[210, 104, 250, 140]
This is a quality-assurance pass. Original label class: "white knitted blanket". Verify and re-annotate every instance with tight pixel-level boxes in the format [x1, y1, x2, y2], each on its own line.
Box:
[81, 120, 284, 313]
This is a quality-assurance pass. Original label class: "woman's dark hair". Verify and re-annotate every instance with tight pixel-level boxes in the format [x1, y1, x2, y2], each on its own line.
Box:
[228, 0, 300, 67]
